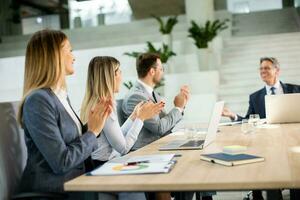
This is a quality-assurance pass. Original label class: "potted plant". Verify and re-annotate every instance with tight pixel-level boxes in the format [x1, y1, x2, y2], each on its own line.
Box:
[146, 42, 176, 64]
[188, 19, 229, 70]
[152, 15, 178, 50]
[124, 41, 176, 70]
[124, 42, 176, 64]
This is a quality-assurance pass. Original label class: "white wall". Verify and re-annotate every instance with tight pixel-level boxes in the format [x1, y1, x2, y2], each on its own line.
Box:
[163, 71, 219, 123]
[185, 0, 214, 24]
[164, 71, 219, 97]
[0, 43, 142, 111]
[0, 56, 25, 102]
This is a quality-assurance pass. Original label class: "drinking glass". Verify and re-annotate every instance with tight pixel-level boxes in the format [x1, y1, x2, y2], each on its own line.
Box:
[249, 114, 260, 129]
[185, 125, 196, 140]
[241, 119, 254, 134]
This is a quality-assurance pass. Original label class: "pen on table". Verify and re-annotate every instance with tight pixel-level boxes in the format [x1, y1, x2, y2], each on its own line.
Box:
[124, 161, 150, 166]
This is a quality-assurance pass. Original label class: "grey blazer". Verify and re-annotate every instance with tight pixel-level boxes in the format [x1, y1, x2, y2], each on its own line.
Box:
[19, 88, 98, 193]
[122, 81, 183, 150]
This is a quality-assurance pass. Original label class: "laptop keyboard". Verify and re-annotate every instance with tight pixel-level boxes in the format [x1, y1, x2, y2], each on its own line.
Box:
[180, 140, 204, 147]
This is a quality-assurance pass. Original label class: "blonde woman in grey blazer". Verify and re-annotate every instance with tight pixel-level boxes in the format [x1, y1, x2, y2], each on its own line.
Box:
[18, 30, 112, 197]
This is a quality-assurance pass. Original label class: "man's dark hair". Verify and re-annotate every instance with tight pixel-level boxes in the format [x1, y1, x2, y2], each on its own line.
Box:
[136, 53, 161, 78]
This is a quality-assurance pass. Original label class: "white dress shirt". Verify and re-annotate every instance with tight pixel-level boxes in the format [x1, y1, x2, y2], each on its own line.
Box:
[137, 79, 153, 97]
[52, 88, 82, 135]
[265, 80, 283, 95]
[92, 101, 144, 161]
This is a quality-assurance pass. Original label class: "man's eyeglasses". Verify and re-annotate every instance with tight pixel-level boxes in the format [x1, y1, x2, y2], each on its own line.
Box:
[259, 66, 273, 71]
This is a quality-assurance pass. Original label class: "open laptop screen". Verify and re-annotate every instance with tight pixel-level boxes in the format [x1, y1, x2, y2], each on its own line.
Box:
[265, 93, 300, 124]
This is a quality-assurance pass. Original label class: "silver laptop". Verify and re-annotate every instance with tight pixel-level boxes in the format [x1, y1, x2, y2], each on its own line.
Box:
[159, 101, 224, 151]
[266, 93, 300, 124]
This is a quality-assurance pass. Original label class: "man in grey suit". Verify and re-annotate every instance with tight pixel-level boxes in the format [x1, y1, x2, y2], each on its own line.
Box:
[122, 52, 190, 150]
[122, 54, 215, 200]
[122, 52, 196, 200]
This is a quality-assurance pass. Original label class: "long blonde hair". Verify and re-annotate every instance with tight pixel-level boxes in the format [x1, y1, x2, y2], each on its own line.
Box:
[18, 29, 68, 126]
[80, 56, 120, 123]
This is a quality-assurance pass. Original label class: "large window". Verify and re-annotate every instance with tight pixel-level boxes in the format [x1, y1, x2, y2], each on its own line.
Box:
[69, 0, 132, 29]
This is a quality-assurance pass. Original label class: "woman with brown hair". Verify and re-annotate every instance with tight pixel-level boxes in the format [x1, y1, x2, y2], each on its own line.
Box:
[18, 29, 112, 196]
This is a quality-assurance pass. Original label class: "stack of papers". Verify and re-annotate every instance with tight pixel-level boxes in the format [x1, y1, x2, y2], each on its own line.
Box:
[90, 154, 177, 176]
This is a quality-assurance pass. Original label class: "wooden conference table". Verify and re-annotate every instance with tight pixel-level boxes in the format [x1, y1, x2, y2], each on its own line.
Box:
[64, 123, 300, 192]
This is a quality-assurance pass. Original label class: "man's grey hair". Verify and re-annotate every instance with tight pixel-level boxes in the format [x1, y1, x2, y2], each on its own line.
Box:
[260, 57, 280, 68]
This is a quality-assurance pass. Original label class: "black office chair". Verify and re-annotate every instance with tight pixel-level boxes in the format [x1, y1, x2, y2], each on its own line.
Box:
[0, 101, 66, 200]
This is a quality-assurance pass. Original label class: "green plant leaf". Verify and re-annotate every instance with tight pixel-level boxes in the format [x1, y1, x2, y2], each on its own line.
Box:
[152, 14, 165, 34]
[165, 16, 178, 34]
[124, 52, 142, 58]
[152, 15, 178, 34]
[188, 19, 229, 48]
[123, 81, 133, 90]
[146, 41, 158, 53]
[145, 42, 176, 63]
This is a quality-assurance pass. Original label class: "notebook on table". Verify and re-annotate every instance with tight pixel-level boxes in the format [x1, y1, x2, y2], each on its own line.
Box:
[200, 153, 264, 166]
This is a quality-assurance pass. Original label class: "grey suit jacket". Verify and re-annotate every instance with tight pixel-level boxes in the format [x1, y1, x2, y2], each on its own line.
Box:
[122, 81, 183, 150]
[19, 88, 98, 193]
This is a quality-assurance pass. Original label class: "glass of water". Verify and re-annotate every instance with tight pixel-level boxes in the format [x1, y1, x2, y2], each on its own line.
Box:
[185, 126, 196, 140]
[241, 119, 254, 134]
[249, 114, 260, 128]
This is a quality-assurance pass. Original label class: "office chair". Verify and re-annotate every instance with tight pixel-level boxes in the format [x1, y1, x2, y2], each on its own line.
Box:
[0, 101, 66, 200]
